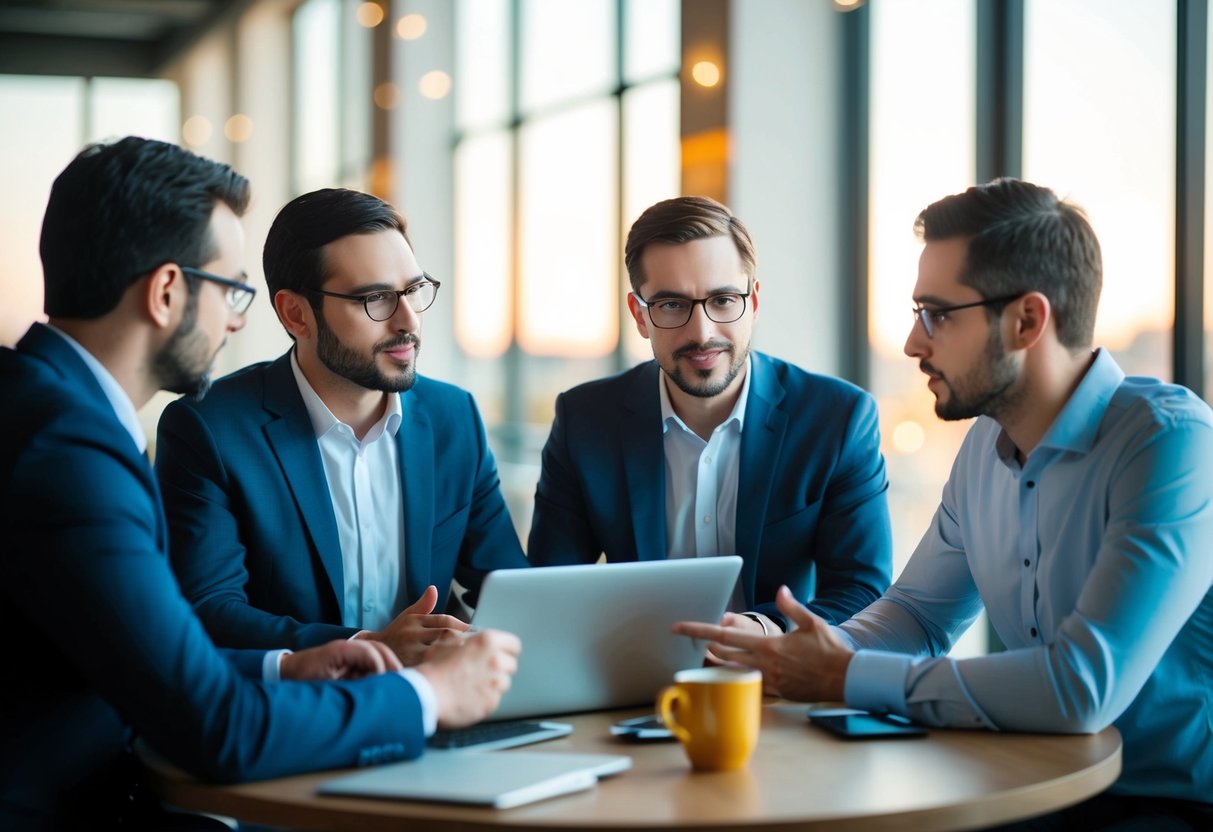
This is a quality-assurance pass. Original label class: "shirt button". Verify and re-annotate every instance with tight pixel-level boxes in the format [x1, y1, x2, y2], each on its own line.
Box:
[1023, 559, 1030, 567]
[702, 515, 712, 524]
[1030, 627, 1037, 638]
[1026, 480, 1036, 488]
[703, 456, 713, 465]
[363, 602, 373, 612]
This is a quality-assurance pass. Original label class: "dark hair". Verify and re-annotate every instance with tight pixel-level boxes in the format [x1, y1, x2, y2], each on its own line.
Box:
[263, 188, 409, 307]
[915, 178, 1102, 349]
[624, 196, 756, 292]
[39, 136, 250, 319]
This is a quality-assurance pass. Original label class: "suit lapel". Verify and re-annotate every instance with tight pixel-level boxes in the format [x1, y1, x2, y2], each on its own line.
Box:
[397, 391, 433, 598]
[262, 354, 346, 608]
[736, 356, 788, 603]
[622, 363, 668, 561]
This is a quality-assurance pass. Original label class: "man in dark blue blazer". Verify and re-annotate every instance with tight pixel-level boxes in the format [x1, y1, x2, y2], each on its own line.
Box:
[0, 138, 519, 830]
[156, 188, 529, 666]
[528, 197, 892, 633]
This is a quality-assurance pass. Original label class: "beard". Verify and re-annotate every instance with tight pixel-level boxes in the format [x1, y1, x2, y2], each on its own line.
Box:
[930, 329, 1022, 421]
[153, 290, 216, 400]
[662, 337, 749, 399]
[315, 311, 419, 393]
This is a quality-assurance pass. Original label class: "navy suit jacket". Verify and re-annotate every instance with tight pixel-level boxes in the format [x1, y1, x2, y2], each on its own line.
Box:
[0, 325, 424, 828]
[528, 352, 893, 627]
[155, 350, 527, 650]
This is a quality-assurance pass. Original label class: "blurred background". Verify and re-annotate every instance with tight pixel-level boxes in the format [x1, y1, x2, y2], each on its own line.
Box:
[0, 0, 1204, 656]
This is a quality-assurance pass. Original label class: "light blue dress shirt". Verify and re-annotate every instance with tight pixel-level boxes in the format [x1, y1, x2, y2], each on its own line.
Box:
[841, 349, 1213, 802]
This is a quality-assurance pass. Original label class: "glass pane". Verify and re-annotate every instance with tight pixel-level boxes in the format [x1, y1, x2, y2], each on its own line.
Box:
[456, 0, 511, 130]
[294, 0, 341, 193]
[518, 99, 618, 356]
[622, 78, 680, 363]
[0, 75, 84, 345]
[88, 78, 179, 144]
[1024, 0, 1175, 380]
[624, 0, 679, 83]
[454, 130, 514, 357]
[868, 0, 982, 656]
[340, 0, 373, 180]
[520, 0, 615, 114]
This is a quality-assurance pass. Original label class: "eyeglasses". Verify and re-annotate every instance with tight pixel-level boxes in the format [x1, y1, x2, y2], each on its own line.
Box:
[181, 266, 257, 315]
[633, 289, 752, 329]
[911, 293, 1023, 339]
[309, 276, 441, 322]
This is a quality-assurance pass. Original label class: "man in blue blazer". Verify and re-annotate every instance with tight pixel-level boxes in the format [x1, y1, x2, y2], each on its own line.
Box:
[528, 197, 892, 633]
[0, 138, 519, 830]
[156, 188, 529, 666]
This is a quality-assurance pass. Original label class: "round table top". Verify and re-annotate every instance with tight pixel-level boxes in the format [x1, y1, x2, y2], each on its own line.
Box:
[147, 702, 1122, 832]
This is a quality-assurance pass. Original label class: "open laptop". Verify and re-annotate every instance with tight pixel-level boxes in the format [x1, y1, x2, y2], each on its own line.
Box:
[471, 556, 743, 722]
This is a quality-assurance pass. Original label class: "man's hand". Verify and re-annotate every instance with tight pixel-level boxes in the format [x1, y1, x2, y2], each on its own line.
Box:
[359, 585, 470, 667]
[704, 612, 766, 665]
[416, 629, 521, 729]
[280, 638, 403, 681]
[673, 586, 854, 701]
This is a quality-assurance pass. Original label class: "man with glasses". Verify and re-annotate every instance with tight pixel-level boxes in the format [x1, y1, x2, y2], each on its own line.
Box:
[1, 140, 520, 829]
[527, 196, 893, 633]
[674, 179, 1213, 829]
[156, 188, 528, 666]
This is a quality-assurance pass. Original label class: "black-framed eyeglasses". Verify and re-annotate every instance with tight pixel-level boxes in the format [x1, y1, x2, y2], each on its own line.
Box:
[181, 266, 257, 315]
[309, 276, 441, 322]
[633, 289, 752, 329]
[912, 293, 1024, 339]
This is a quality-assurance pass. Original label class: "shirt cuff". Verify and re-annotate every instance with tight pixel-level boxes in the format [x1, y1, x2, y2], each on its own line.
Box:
[262, 649, 292, 683]
[398, 668, 438, 736]
[844, 650, 912, 714]
[742, 612, 778, 635]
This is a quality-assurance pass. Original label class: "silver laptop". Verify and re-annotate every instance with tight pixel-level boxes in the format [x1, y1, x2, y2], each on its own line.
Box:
[472, 556, 743, 721]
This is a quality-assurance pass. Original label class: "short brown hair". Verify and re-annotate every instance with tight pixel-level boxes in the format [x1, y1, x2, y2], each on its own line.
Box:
[624, 196, 756, 292]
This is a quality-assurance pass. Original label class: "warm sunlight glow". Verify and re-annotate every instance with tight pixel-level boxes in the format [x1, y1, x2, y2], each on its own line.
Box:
[396, 13, 427, 40]
[181, 114, 213, 147]
[356, 2, 384, 28]
[418, 70, 452, 100]
[691, 60, 721, 88]
[373, 82, 400, 110]
[223, 113, 253, 143]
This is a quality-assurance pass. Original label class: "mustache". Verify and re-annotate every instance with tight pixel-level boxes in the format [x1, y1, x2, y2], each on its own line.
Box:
[920, 360, 943, 378]
[374, 333, 420, 354]
[673, 339, 732, 359]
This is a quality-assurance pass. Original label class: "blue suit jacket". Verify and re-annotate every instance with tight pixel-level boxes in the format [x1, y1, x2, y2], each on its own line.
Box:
[155, 351, 527, 650]
[527, 353, 893, 627]
[0, 325, 424, 828]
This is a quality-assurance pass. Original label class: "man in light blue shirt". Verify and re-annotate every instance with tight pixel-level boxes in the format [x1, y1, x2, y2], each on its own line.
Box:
[676, 179, 1213, 828]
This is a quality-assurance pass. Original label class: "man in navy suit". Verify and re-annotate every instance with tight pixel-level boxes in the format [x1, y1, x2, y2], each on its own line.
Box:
[156, 188, 529, 666]
[0, 137, 520, 830]
[528, 196, 892, 633]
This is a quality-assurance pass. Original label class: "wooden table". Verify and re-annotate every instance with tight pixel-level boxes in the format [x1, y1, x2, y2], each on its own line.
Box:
[146, 703, 1122, 831]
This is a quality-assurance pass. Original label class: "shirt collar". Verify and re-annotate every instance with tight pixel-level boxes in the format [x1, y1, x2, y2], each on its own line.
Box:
[994, 347, 1124, 462]
[659, 354, 752, 436]
[289, 350, 402, 441]
[46, 324, 147, 454]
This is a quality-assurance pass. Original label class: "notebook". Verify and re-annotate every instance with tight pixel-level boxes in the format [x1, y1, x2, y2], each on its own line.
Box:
[471, 556, 743, 721]
[318, 749, 632, 809]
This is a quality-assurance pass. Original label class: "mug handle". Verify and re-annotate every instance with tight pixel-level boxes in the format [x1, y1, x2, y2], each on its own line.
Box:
[657, 685, 692, 744]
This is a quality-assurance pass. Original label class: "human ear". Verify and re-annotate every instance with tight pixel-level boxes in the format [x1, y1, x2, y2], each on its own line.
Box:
[274, 290, 315, 341]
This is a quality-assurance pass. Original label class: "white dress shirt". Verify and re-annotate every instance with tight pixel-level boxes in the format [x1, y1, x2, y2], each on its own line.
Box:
[660, 356, 753, 613]
[290, 353, 407, 632]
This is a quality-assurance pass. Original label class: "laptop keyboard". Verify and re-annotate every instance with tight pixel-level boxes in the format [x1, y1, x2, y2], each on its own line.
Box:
[427, 720, 569, 751]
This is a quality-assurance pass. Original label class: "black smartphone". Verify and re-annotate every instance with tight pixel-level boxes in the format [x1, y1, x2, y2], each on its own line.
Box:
[809, 710, 927, 739]
[609, 715, 674, 741]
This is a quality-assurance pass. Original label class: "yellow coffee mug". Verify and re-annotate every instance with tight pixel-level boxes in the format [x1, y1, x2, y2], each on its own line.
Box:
[657, 667, 762, 771]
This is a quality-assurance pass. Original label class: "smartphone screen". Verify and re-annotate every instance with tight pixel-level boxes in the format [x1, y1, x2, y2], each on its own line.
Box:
[809, 711, 927, 739]
[609, 715, 674, 741]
